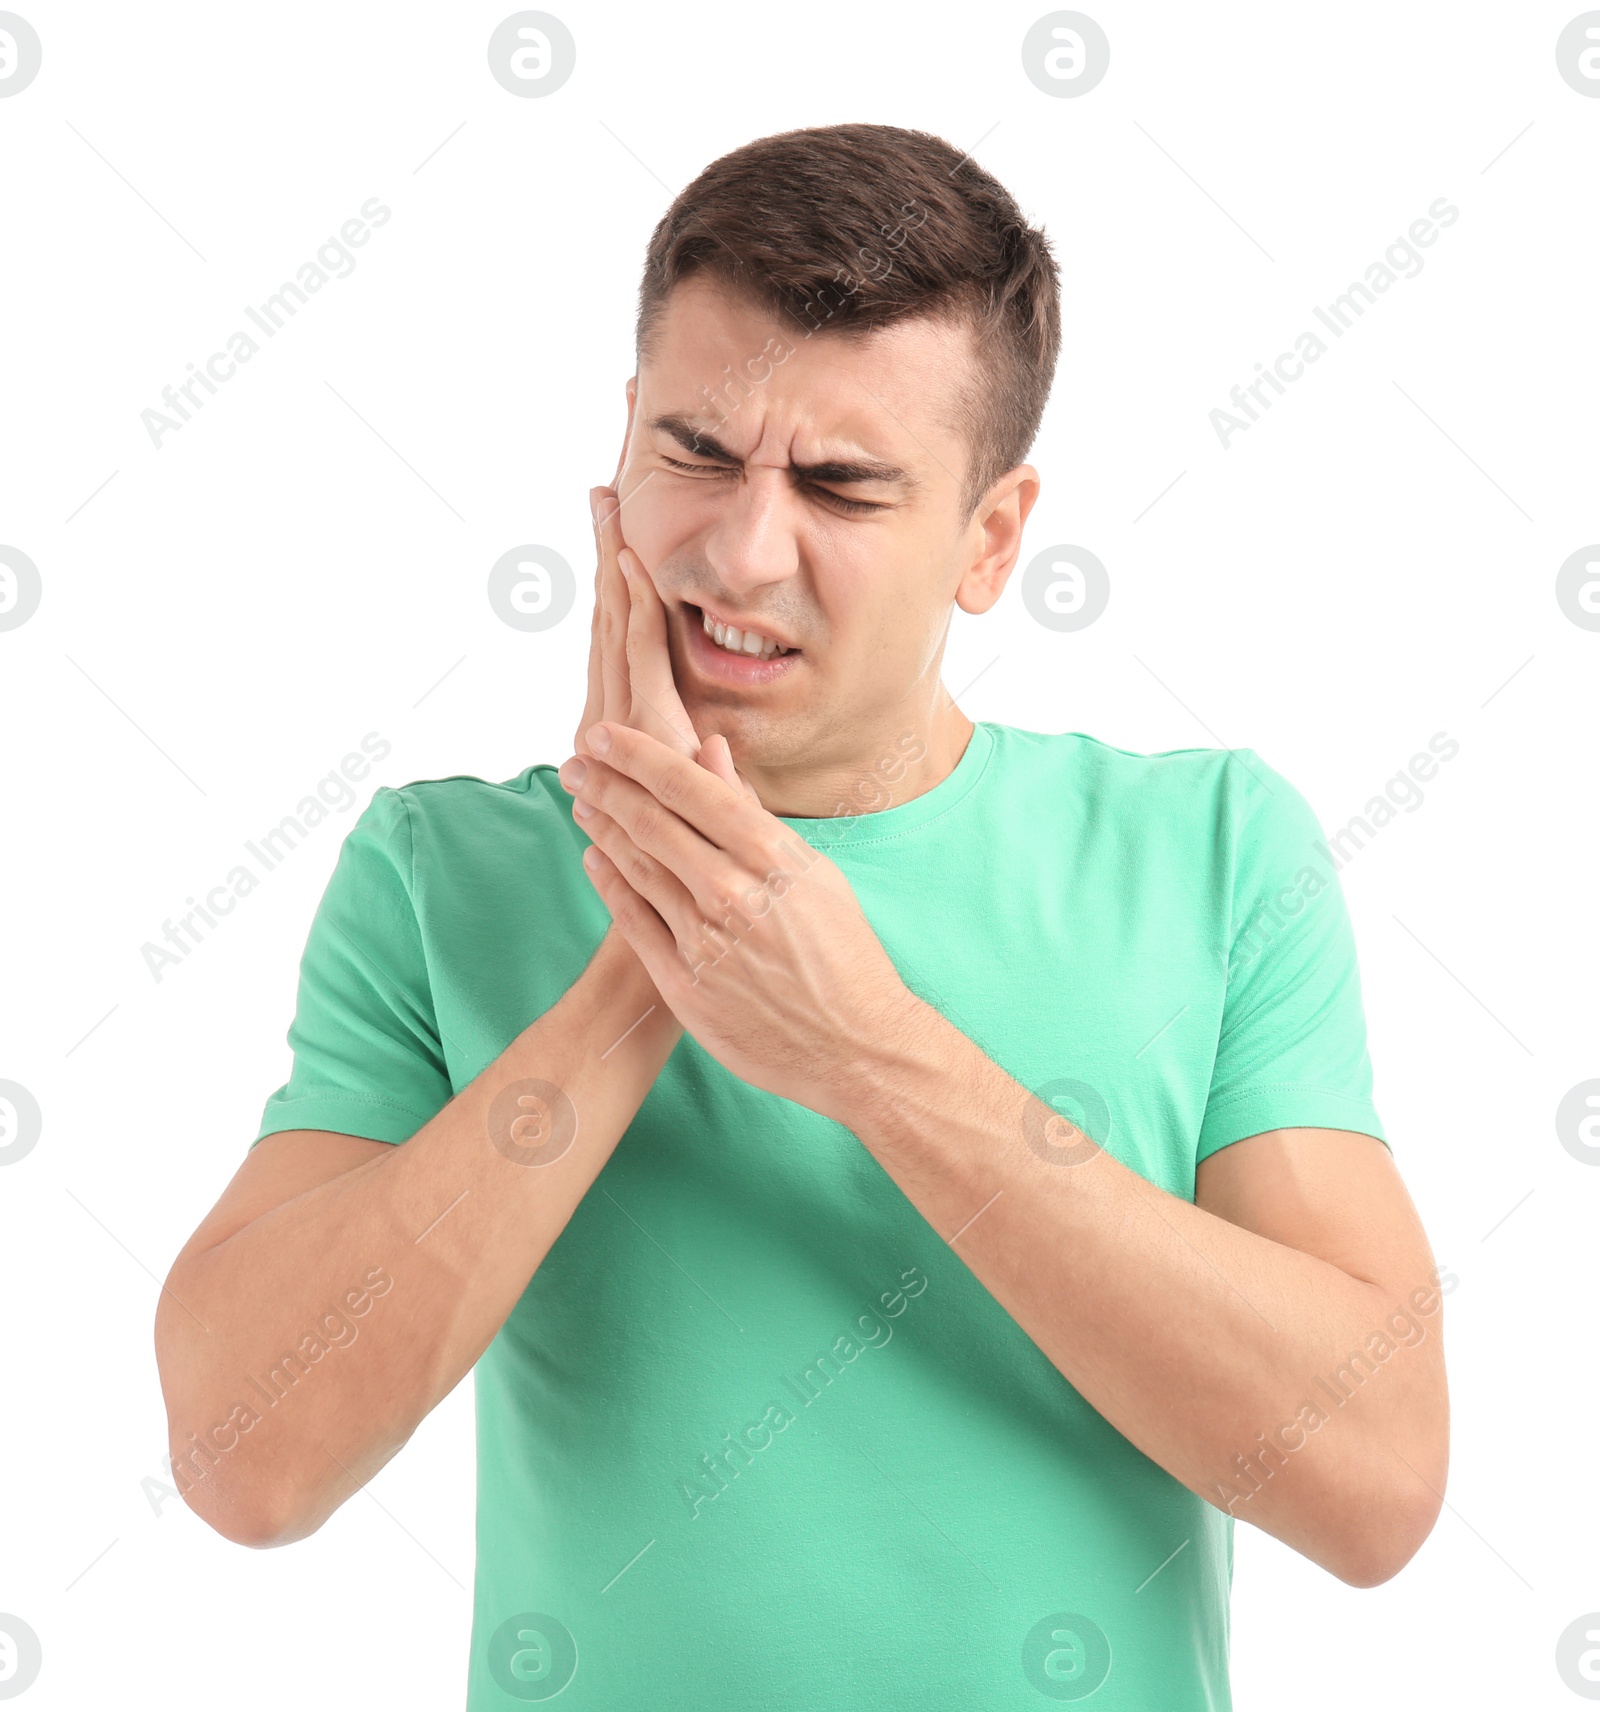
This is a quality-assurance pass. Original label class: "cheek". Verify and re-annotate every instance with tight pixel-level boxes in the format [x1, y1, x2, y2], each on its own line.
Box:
[856, 609, 939, 683]
[855, 590, 926, 661]
[613, 475, 694, 569]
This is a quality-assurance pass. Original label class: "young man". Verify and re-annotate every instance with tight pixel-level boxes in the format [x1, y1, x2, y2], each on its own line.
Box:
[157, 123, 1448, 1710]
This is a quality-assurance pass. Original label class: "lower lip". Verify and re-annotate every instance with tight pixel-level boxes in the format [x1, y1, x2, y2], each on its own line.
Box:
[682, 608, 802, 686]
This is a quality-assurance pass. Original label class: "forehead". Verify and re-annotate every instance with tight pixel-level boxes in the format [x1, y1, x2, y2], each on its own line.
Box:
[639, 272, 973, 477]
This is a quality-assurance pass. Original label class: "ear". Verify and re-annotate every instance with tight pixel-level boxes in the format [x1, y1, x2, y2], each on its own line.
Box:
[613, 376, 638, 487]
[954, 465, 1041, 617]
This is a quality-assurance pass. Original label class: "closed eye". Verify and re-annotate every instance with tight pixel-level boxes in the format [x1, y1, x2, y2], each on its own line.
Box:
[659, 455, 885, 516]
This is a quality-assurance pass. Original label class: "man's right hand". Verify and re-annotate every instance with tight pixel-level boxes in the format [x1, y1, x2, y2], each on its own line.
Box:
[156, 485, 724, 1558]
[575, 485, 696, 760]
[574, 484, 754, 792]
[570, 485, 757, 1025]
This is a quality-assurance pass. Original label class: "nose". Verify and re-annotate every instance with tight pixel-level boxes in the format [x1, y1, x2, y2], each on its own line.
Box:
[701, 470, 802, 602]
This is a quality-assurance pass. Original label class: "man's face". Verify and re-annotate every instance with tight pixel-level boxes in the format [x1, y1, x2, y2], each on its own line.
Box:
[612, 273, 1033, 778]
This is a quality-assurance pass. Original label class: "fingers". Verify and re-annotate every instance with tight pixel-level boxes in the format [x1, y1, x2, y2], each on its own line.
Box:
[620, 547, 700, 755]
[578, 844, 683, 979]
[602, 493, 674, 746]
[577, 723, 810, 882]
[562, 755, 739, 932]
[595, 482, 700, 755]
[583, 479, 707, 773]
[593, 486, 631, 739]
[696, 733, 737, 790]
[578, 800, 700, 939]
[577, 488, 608, 754]
[696, 733, 761, 803]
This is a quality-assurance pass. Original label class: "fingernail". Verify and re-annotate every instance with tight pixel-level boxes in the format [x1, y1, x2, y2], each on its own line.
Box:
[618, 549, 633, 581]
[587, 724, 612, 754]
[573, 798, 594, 820]
[561, 758, 588, 789]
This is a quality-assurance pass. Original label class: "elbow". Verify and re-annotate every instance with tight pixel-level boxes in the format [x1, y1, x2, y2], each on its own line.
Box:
[1324, 1477, 1445, 1589]
[205, 1511, 287, 1553]
[165, 1420, 321, 1550]
[177, 1479, 276, 1550]
[157, 1341, 318, 1549]
[171, 1453, 280, 1550]
[178, 1469, 318, 1551]
[1322, 1370, 1451, 1588]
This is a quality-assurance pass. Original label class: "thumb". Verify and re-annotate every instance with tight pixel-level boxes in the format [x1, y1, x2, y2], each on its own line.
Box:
[696, 733, 759, 801]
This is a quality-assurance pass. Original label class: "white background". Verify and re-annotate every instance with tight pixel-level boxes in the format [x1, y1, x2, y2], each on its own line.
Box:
[2, 2, 1597, 1706]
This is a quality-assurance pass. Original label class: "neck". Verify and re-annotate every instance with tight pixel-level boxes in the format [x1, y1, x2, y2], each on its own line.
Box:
[740, 690, 975, 821]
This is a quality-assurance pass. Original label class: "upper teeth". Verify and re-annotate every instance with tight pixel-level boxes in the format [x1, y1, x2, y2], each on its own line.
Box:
[702, 610, 791, 659]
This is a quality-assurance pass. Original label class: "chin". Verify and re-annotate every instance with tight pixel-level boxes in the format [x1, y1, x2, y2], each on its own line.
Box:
[686, 707, 744, 746]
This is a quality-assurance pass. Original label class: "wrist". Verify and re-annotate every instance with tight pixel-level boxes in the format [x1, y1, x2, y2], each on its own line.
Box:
[593, 926, 683, 1044]
[821, 985, 942, 1131]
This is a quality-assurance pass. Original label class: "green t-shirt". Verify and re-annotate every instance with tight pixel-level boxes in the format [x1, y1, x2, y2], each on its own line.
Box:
[255, 720, 1385, 1710]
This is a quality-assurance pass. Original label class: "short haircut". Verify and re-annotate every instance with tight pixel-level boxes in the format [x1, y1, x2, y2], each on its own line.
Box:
[635, 122, 1061, 525]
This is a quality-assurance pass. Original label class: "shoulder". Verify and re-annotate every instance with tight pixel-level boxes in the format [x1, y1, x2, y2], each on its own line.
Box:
[983, 721, 1293, 820]
[980, 724, 1331, 893]
[342, 764, 577, 894]
[381, 762, 570, 832]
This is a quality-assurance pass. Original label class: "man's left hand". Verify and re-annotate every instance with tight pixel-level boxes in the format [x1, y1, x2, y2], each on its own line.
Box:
[557, 720, 921, 1122]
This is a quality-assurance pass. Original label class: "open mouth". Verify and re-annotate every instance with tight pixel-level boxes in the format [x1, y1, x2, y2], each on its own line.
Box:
[679, 603, 802, 683]
[685, 603, 798, 660]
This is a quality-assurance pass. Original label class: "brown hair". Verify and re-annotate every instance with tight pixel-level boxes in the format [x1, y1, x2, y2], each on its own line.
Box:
[635, 123, 1061, 525]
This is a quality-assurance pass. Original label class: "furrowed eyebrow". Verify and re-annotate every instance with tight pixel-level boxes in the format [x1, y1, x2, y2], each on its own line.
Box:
[647, 413, 920, 491]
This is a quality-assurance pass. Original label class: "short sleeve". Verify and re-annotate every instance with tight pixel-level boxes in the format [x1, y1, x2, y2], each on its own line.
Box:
[253, 786, 454, 1149]
[1197, 751, 1388, 1163]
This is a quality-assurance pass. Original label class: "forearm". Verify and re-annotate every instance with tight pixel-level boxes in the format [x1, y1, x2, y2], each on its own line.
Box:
[160, 928, 680, 1547]
[835, 998, 1447, 1586]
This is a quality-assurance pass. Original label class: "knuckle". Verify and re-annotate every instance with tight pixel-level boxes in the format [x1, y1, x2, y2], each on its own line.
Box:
[708, 866, 749, 917]
[652, 764, 689, 812]
[629, 797, 663, 846]
[623, 846, 658, 889]
[758, 834, 802, 876]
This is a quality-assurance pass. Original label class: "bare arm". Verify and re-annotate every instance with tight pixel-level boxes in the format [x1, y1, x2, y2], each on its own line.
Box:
[552, 721, 1450, 1589]
[836, 1005, 1450, 1588]
[155, 927, 680, 1548]
[162, 472, 744, 1550]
